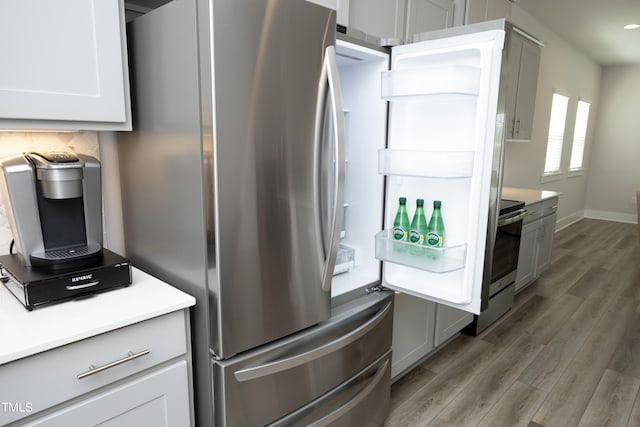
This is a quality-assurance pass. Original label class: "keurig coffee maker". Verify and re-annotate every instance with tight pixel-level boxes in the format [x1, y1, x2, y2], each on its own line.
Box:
[0, 152, 131, 310]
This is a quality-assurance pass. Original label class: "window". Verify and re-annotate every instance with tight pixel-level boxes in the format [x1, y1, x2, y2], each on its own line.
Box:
[569, 100, 590, 172]
[543, 92, 569, 175]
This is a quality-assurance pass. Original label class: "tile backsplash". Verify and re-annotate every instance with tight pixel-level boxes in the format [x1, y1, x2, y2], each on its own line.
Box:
[0, 131, 99, 255]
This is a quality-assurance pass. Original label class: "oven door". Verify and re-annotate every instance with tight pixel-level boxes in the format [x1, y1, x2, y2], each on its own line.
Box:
[489, 208, 526, 296]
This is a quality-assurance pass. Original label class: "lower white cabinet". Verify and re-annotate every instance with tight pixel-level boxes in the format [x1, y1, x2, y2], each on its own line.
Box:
[515, 197, 558, 293]
[434, 303, 473, 347]
[391, 293, 435, 379]
[536, 213, 556, 275]
[515, 221, 538, 291]
[391, 294, 472, 379]
[22, 362, 190, 427]
[0, 309, 193, 426]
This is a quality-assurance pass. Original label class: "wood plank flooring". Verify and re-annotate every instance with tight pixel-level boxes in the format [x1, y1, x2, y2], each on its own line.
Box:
[385, 219, 640, 427]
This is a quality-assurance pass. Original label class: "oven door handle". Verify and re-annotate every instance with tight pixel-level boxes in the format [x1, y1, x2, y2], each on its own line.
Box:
[497, 209, 526, 226]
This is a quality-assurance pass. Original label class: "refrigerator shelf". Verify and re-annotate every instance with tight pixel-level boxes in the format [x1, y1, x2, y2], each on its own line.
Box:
[374, 230, 467, 273]
[378, 149, 474, 178]
[381, 65, 480, 100]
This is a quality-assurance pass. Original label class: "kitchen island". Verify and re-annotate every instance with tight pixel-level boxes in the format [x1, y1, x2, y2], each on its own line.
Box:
[0, 267, 195, 426]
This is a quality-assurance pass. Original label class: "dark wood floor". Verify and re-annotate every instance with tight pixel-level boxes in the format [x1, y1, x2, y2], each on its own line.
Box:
[385, 218, 640, 427]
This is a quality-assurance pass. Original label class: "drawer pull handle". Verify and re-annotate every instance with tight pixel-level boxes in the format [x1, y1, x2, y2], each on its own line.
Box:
[77, 350, 150, 379]
[66, 281, 100, 291]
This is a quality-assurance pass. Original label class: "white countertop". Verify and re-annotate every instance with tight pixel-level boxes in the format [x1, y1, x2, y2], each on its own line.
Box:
[502, 186, 561, 205]
[0, 267, 195, 365]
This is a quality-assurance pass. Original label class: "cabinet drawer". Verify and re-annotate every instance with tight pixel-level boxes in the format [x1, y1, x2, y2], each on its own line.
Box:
[0, 310, 187, 425]
[523, 202, 542, 224]
[542, 197, 559, 217]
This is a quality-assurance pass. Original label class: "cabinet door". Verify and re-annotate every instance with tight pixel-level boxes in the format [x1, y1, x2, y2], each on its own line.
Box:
[391, 293, 435, 379]
[535, 213, 556, 276]
[515, 220, 538, 293]
[434, 303, 473, 347]
[506, 32, 541, 141]
[405, 0, 454, 40]
[0, 0, 130, 130]
[466, 0, 511, 24]
[504, 33, 523, 140]
[24, 362, 191, 427]
[348, 0, 407, 40]
[512, 38, 541, 140]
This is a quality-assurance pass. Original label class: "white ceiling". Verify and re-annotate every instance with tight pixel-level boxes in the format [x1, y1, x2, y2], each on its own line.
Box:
[514, 0, 640, 66]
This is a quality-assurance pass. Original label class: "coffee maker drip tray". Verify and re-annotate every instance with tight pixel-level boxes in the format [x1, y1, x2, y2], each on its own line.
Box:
[30, 243, 103, 268]
[0, 249, 132, 311]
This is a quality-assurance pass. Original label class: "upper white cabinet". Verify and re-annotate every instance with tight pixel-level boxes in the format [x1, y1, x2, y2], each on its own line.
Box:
[466, 0, 512, 24]
[0, 0, 131, 131]
[348, 0, 408, 41]
[405, 0, 454, 40]
[505, 30, 541, 142]
[347, 0, 462, 43]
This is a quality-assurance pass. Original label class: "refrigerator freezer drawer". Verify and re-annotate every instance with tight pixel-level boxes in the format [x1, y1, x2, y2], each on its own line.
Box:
[212, 292, 393, 426]
[272, 350, 391, 427]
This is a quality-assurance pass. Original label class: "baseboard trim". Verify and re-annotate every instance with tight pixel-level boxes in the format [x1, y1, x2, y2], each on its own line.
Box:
[583, 209, 637, 224]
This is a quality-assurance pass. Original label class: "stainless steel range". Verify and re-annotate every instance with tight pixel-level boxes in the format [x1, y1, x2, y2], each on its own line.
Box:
[465, 199, 526, 334]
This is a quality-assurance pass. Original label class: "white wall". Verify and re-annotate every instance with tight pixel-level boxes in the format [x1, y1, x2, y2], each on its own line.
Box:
[584, 64, 640, 224]
[501, 6, 601, 229]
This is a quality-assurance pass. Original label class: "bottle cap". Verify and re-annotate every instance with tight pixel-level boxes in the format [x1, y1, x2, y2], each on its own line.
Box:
[416, 198, 424, 207]
[399, 197, 406, 204]
[434, 200, 441, 208]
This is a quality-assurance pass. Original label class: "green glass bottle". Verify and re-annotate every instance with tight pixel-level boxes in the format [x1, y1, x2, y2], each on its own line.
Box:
[393, 197, 410, 240]
[409, 199, 427, 245]
[426, 200, 445, 247]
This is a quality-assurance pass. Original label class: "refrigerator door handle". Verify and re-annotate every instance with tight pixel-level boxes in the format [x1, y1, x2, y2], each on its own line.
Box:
[233, 301, 391, 382]
[306, 359, 390, 427]
[317, 45, 345, 293]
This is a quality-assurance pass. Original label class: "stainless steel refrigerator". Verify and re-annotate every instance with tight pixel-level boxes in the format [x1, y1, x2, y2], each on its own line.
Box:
[118, 0, 507, 425]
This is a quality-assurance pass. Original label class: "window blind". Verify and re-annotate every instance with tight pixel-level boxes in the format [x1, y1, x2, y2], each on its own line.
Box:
[543, 93, 569, 174]
[569, 100, 590, 170]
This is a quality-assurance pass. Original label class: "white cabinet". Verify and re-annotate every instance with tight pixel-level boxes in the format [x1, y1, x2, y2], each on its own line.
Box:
[466, 0, 512, 24]
[391, 294, 473, 379]
[0, 0, 131, 131]
[536, 212, 556, 275]
[505, 30, 541, 142]
[0, 310, 193, 426]
[347, 0, 459, 43]
[515, 221, 538, 292]
[515, 197, 558, 293]
[391, 293, 435, 379]
[22, 362, 190, 427]
[348, 0, 407, 41]
[405, 0, 454, 40]
[434, 303, 473, 347]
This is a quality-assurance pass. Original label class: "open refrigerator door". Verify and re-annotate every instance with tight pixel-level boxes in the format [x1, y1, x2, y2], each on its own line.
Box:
[377, 29, 505, 314]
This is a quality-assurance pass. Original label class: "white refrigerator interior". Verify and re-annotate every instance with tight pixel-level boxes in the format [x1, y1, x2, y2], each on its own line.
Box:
[331, 41, 388, 298]
[335, 29, 505, 314]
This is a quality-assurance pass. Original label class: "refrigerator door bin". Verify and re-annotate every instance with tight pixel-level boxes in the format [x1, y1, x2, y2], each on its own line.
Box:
[271, 351, 392, 427]
[381, 65, 481, 99]
[375, 230, 467, 273]
[212, 292, 393, 426]
[378, 149, 474, 178]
